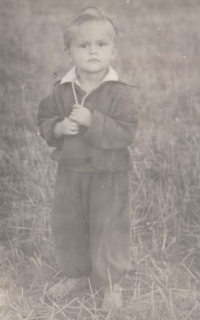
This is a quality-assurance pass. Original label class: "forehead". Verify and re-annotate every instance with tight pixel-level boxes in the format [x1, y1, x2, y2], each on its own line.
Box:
[71, 20, 115, 42]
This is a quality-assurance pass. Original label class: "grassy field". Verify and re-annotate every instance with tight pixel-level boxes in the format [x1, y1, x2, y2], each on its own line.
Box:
[0, 0, 200, 319]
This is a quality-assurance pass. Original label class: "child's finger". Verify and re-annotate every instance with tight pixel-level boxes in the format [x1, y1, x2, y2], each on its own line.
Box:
[71, 121, 79, 126]
[72, 104, 82, 109]
[70, 123, 79, 129]
[71, 129, 79, 133]
[68, 117, 76, 122]
[69, 115, 77, 121]
[69, 130, 79, 135]
[70, 109, 79, 116]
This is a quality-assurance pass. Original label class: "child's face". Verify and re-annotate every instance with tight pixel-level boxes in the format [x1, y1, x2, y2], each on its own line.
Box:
[67, 20, 117, 78]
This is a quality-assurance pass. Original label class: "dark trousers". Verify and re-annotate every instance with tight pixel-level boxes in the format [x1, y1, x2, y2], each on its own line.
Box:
[52, 163, 132, 289]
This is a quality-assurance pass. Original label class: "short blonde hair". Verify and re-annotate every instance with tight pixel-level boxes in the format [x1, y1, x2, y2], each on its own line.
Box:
[63, 4, 118, 49]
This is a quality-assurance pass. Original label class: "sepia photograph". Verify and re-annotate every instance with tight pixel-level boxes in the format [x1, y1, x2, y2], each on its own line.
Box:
[0, 0, 200, 319]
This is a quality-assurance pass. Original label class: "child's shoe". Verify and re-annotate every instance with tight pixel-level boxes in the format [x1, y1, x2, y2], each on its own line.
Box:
[101, 283, 123, 314]
[46, 276, 89, 300]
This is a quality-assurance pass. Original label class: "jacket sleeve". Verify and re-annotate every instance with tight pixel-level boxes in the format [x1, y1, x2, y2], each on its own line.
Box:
[84, 87, 138, 149]
[37, 87, 64, 147]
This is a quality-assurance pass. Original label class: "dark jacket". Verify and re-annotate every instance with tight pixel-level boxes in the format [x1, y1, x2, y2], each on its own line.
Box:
[37, 80, 138, 171]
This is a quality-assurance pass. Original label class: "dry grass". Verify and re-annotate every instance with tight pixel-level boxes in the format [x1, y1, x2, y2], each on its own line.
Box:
[0, 0, 200, 319]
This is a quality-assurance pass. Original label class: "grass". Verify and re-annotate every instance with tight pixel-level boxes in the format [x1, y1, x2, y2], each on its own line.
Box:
[0, 0, 200, 319]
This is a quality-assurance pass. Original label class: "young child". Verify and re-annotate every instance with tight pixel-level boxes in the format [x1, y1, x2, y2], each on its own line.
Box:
[38, 4, 138, 313]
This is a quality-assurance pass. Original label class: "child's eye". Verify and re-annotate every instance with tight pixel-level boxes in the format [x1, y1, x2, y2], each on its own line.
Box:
[99, 42, 106, 47]
[80, 44, 87, 48]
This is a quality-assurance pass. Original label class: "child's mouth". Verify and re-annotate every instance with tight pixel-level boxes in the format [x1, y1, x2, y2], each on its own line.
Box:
[88, 59, 100, 62]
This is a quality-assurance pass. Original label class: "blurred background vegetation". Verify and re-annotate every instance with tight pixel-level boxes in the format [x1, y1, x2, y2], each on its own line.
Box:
[0, 0, 200, 232]
[1, 0, 200, 111]
[1, 0, 200, 215]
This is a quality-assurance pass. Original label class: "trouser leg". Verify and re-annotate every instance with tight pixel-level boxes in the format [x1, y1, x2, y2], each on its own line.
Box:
[52, 163, 92, 278]
[89, 171, 131, 289]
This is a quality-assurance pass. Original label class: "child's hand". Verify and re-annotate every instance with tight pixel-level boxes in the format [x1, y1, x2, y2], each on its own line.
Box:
[53, 117, 79, 138]
[69, 104, 92, 127]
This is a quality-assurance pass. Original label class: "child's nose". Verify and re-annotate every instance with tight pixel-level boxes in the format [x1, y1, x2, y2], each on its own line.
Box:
[89, 44, 97, 54]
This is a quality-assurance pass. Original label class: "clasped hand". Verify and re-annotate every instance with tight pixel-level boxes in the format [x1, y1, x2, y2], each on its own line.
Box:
[54, 104, 92, 137]
[69, 104, 92, 127]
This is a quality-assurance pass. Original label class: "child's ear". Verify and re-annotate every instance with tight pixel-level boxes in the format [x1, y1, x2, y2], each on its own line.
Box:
[66, 49, 73, 63]
[111, 45, 117, 61]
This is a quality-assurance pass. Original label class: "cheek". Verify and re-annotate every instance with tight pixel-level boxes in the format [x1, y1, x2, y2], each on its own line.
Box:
[70, 53, 80, 63]
[75, 51, 85, 59]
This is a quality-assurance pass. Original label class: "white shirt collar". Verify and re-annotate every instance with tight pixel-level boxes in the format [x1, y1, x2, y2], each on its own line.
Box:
[60, 66, 118, 86]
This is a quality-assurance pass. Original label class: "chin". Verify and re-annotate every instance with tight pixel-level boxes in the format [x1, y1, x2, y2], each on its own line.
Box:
[87, 67, 105, 73]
